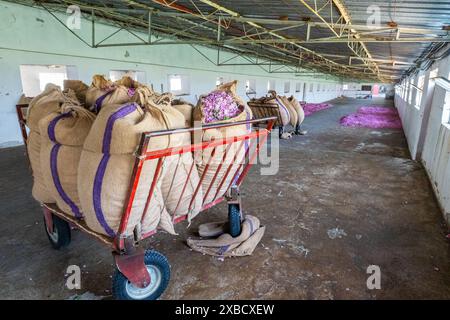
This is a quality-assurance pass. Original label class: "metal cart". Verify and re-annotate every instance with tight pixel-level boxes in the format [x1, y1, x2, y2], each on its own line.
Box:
[16, 105, 275, 300]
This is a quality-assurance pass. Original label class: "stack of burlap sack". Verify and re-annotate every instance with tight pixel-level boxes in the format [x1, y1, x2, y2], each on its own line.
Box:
[26, 77, 251, 239]
[247, 90, 305, 139]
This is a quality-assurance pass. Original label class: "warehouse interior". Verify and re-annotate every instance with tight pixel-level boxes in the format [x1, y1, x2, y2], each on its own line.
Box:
[0, 0, 449, 300]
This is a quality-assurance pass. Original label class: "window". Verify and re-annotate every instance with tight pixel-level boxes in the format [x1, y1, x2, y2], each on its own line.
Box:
[246, 79, 256, 94]
[415, 74, 425, 108]
[317, 83, 320, 92]
[361, 85, 372, 91]
[295, 82, 302, 93]
[110, 70, 146, 83]
[38, 73, 66, 92]
[408, 80, 413, 104]
[267, 79, 276, 92]
[309, 83, 314, 92]
[168, 74, 190, 96]
[19, 64, 77, 97]
[322, 84, 326, 92]
[343, 84, 348, 90]
[284, 81, 290, 93]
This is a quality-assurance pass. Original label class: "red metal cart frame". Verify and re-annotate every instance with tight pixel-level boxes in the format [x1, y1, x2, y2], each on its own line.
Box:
[17, 105, 276, 299]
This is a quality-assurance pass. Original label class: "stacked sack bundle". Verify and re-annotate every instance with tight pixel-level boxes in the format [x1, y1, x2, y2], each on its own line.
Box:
[85, 75, 139, 113]
[193, 81, 252, 205]
[78, 85, 202, 238]
[288, 95, 305, 132]
[63, 80, 89, 105]
[247, 92, 291, 130]
[39, 94, 96, 218]
[247, 90, 306, 139]
[27, 84, 77, 203]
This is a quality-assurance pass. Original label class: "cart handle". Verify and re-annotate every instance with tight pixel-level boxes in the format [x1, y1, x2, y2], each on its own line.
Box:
[141, 116, 277, 138]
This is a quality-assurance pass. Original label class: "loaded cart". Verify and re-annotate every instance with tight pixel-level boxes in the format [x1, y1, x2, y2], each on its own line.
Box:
[16, 105, 275, 300]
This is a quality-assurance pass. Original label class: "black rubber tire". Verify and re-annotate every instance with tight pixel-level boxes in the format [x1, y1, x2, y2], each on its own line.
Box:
[44, 214, 71, 250]
[228, 204, 242, 237]
[112, 250, 171, 300]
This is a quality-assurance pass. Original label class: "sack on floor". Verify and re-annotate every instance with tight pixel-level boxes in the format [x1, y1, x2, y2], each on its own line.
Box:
[187, 215, 265, 257]
[64, 80, 89, 105]
[193, 81, 252, 205]
[85, 75, 136, 113]
[39, 103, 96, 218]
[26, 85, 78, 203]
[288, 96, 305, 126]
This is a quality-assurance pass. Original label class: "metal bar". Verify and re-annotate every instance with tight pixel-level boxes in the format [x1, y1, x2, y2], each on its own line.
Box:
[172, 159, 195, 218]
[91, 9, 95, 48]
[189, 44, 217, 65]
[43, 203, 113, 246]
[148, 9, 152, 44]
[139, 157, 164, 225]
[236, 127, 271, 186]
[143, 129, 267, 161]
[38, 2, 92, 48]
[116, 138, 149, 241]
[189, 146, 217, 211]
[202, 142, 233, 203]
[144, 117, 276, 139]
[95, 26, 125, 47]
[211, 140, 245, 202]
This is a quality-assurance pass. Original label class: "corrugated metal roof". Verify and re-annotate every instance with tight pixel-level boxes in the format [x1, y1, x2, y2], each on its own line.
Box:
[8, 0, 450, 83]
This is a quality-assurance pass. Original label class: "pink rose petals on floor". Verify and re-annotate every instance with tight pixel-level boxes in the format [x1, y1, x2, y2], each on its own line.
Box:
[358, 106, 399, 116]
[340, 106, 402, 129]
[302, 103, 333, 116]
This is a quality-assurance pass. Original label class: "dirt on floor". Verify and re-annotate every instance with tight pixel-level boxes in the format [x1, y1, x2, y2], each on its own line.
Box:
[0, 97, 449, 300]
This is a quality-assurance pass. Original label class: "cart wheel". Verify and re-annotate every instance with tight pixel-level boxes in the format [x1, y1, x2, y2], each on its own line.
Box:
[44, 214, 71, 250]
[112, 250, 170, 300]
[228, 204, 242, 237]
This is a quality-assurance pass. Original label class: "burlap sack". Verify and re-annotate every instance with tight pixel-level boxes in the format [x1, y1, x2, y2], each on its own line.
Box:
[134, 89, 203, 225]
[64, 80, 89, 105]
[193, 81, 252, 205]
[85, 75, 136, 113]
[39, 104, 96, 218]
[78, 102, 169, 237]
[26, 84, 67, 132]
[172, 99, 194, 127]
[248, 93, 290, 127]
[114, 76, 141, 89]
[288, 96, 305, 126]
[26, 84, 77, 203]
[79, 88, 202, 237]
[280, 95, 298, 127]
[187, 215, 265, 257]
[28, 131, 54, 203]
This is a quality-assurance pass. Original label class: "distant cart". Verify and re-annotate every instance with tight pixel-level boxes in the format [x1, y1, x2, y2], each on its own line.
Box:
[16, 104, 275, 300]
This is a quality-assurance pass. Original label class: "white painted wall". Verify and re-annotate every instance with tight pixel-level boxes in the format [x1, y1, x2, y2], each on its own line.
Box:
[342, 82, 393, 98]
[395, 55, 450, 225]
[0, 1, 343, 147]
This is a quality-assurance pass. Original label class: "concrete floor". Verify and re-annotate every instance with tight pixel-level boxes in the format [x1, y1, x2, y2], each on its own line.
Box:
[1, 97, 449, 300]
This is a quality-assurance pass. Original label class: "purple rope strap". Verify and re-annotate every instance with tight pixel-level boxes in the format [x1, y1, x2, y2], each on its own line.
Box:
[47, 113, 83, 218]
[92, 103, 138, 237]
